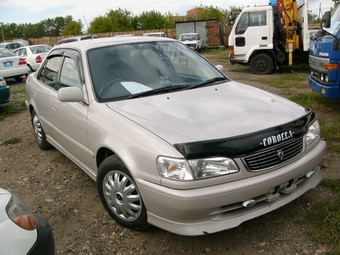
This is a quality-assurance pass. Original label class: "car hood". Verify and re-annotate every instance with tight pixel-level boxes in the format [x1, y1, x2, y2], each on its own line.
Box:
[0, 188, 9, 195]
[107, 81, 308, 144]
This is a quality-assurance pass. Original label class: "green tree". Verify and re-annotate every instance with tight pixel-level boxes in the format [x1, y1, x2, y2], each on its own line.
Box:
[137, 10, 168, 30]
[107, 8, 134, 32]
[89, 16, 113, 33]
[62, 20, 83, 36]
[196, 5, 228, 25]
[227, 6, 242, 25]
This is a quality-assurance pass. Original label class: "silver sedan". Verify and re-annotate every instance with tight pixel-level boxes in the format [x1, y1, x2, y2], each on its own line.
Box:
[25, 37, 326, 236]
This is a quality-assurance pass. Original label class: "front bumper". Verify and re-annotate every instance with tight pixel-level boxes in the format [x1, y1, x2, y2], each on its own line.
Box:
[28, 215, 55, 255]
[309, 76, 340, 98]
[0, 86, 10, 104]
[0, 66, 29, 79]
[137, 139, 326, 236]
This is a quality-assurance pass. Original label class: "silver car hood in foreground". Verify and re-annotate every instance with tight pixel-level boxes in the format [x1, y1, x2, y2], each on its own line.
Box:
[107, 81, 308, 144]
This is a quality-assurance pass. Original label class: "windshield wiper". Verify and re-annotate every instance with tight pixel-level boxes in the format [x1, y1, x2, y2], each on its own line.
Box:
[128, 85, 189, 99]
[187, 77, 227, 90]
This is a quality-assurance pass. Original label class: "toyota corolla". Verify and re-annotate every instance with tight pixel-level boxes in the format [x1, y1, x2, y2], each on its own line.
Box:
[25, 37, 326, 236]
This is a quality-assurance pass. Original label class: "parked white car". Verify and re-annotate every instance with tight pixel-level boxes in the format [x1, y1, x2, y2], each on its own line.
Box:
[143, 32, 166, 37]
[0, 42, 24, 52]
[14, 45, 52, 72]
[178, 32, 203, 51]
[0, 188, 55, 254]
[0, 48, 29, 82]
[26, 36, 325, 236]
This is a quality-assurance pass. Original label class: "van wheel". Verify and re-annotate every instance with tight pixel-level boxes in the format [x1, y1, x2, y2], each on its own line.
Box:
[97, 155, 150, 231]
[249, 54, 274, 75]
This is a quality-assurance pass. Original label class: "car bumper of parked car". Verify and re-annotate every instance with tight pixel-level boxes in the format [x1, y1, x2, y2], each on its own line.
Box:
[0, 66, 29, 79]
[27, 215, 55, 255]
[0, 85, 10, 104]
[136, 140, 326, 236]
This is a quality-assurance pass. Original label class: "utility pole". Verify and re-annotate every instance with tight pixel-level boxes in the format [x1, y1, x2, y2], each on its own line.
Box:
[0, 23, 4, 43]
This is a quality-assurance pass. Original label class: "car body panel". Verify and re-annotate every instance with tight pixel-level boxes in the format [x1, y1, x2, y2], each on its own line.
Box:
[25, 37, 326, 236]
[0, 42, 24, 52]
[0, 77, 10, 104]
[0, 49, 29, 79]
[179, 33, 203, 51]
[108, 81, 307, 144]
[14, 45, 52, 71]
[0, 188, 55, 254]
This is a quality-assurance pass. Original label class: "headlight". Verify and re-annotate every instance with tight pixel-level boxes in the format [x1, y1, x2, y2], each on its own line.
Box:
[7, 195, 38, 231]
[305, 120, 320, 146]
[0, 77, 7, 87]
[157, 156, 239, 181]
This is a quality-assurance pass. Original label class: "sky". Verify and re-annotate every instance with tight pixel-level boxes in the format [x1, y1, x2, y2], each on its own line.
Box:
[0, 0, 335, 26]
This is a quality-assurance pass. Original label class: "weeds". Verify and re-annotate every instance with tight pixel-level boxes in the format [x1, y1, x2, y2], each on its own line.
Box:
[1, 137, 21, 145]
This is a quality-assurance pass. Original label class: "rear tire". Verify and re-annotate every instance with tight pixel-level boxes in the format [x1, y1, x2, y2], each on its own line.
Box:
[249, 53, 274, 75]
[15, 76, 23, 82]
[31, 109, 53, 150]
[97, 155, 150, 231]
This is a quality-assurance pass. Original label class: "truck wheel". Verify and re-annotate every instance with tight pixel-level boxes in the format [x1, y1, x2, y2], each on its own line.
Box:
[97, 155, 150, 231]
[249, 54, 274, 75]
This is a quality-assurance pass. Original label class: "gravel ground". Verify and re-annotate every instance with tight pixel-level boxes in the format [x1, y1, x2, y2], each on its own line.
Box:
[0, 52, 338, 255]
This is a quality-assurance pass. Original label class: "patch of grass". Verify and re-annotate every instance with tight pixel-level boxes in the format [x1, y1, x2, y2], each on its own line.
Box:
[0, 84, 27, 117]
[276, 63, 310, 73]
[289, 92, 333, 109]
[1, 137, 21, 145]
[289, 92, 340, 151]
[306, 179, 340, 254]
[257, 73, 307, 89]
[203, 47, 229, 60]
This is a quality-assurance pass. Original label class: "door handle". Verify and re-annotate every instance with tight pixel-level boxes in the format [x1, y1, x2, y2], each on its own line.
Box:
[262, 37, 267, 40]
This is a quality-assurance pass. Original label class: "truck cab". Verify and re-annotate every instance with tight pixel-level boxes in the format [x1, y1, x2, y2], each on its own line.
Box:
[309, 5, 340, 98]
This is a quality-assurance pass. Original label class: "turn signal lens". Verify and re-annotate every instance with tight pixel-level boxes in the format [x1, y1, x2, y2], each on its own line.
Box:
[6, 195, 38, 231]
[324, 63, 338, 70]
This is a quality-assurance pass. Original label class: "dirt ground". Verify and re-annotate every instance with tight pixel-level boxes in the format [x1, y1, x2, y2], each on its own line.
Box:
[0, 53, 339, 255]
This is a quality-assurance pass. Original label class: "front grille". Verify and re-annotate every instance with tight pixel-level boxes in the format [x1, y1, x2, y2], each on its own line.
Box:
[243, 137, 303, 171]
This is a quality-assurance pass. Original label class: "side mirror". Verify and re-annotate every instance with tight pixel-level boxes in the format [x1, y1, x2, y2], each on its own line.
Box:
[323, 11, 331, 28]
[58, 87, 83, 102]
[215, 64, 225, 73]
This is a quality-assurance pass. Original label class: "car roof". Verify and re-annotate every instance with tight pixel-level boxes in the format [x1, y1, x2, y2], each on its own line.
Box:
[52, 36, 175, 51]
[57, 35, 98, 44]
[180, 33, 199, 35]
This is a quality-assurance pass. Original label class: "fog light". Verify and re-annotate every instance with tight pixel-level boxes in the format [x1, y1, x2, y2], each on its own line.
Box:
[242, 199, 256, 208]
[305, 171, 316, 178]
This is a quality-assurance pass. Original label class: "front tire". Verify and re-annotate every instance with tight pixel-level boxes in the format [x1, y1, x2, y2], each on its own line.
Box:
[31, 109, 53, 150]
[249, 53, 274, 75]
[97, 155, 149, 231]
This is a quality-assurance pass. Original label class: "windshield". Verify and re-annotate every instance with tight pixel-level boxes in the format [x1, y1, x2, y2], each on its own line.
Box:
[0, 48, 15, 57]
[88, 41, 228, 102]
[30, 45, 52, 54]
[324, 5, 340, 35]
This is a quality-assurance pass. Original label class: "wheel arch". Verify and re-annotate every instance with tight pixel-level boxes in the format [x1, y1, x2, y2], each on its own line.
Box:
[249, 49, 276, 66]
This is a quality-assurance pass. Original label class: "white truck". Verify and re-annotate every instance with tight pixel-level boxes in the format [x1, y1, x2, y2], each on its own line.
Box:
[228, 0, 315, 74]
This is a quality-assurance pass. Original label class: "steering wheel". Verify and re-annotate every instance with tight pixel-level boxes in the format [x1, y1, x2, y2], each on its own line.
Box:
[98, 79, 123, 97]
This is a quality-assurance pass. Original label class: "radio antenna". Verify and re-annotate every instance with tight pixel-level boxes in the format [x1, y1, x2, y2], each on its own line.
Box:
[83, 15, 91, 34]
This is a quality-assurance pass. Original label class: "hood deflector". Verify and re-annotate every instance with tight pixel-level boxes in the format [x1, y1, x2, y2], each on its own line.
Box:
[174, 110, 316, 159]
